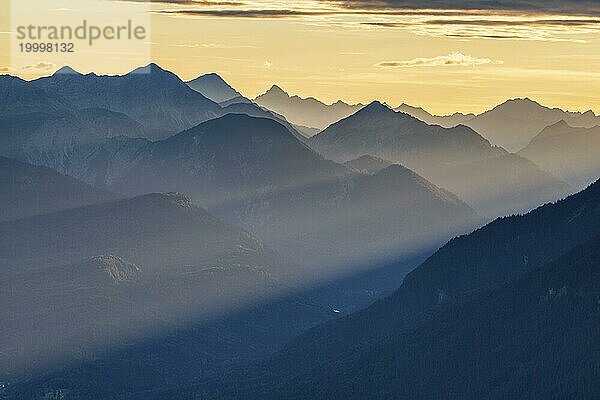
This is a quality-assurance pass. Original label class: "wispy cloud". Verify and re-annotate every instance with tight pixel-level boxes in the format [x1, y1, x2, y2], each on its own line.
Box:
[0, 62, 59, 74]
[20, 62, 58, 71]
[376, 52, 502, 68]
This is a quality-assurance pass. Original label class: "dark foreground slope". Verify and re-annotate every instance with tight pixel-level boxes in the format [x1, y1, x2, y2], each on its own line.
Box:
[180, 180, 600, 400]
[200, 236, 600, 400]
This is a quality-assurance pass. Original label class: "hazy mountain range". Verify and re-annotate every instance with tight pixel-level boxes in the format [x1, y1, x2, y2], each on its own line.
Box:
[395, 103, 475, 128]
[182, 178, 600, 400]
[0, 192, 329, 394]
[519, 120, 600, 189]
[34, 65, 223, 138]
[186, 72, 242, 103]
[1, 63, 598, 400]
[311, 101, 572, 218]
[254, 84, 363, 130]
[398, 98, 600, 152]
[71, 113, 481, 278]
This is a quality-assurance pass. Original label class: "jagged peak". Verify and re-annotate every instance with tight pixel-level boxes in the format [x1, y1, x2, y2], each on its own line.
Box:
[496, 97, 546, 110]
[130, 62, 171, 75]
[359, 101, 393, 114]
[265, 84, 289, 97]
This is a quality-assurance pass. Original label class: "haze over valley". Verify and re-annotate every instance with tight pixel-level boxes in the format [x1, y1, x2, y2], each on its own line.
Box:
[1, 1, 599, 394]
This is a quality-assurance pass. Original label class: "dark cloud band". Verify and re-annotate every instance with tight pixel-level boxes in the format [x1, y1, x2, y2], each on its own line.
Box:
[327, 0, 600, 16]
[157, 9, 333, 18]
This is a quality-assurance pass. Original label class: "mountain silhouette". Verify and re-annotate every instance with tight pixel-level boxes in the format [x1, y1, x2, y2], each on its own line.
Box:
[33, 64, 222, 136]
[464, 98, 600, 152]
[310, 102, 571, 218]
[186, 72, 242, 103]
[70, 114, 481, 285]
[220, 102, 309, 141]
[255, 84, 363, 130]
[310, 101, 498, 170]
[395, 103, 475, 128]
[429, 153, 572, 218]
[396, 98, 600, 153]
[519, 120, 600, 189]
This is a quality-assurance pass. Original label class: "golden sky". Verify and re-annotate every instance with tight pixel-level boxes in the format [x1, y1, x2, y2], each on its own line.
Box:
[1, 0, 599, 115]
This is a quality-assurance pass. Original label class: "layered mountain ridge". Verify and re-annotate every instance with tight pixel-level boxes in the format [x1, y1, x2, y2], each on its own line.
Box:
[519, 120, 600, 189]
[181, 179, 600, 400]
[255, 84, 363, 130]
[310, 101, 571, 218]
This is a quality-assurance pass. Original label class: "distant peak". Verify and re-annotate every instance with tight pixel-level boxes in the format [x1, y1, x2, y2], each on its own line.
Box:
[506, 97, 542, 107]
[360, 101, 392, 114]
[53, 65, 81, 75]
[532, 120, 574, 141]
[542, 119, 572, 133]
[266, 84, 289, 97]
[397, 103, 422, 111]
[191, 72, 225, 82]
[130, 63, 169, 75]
